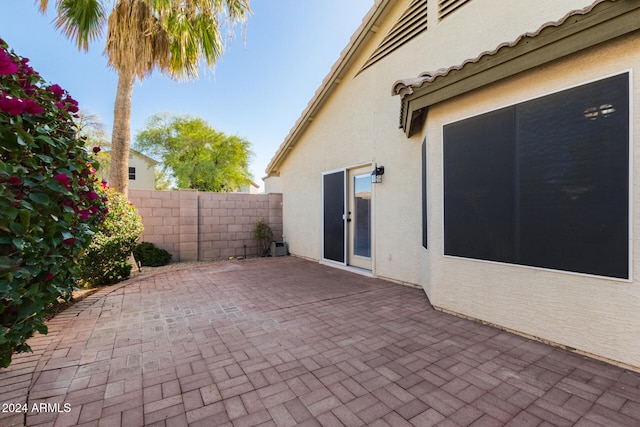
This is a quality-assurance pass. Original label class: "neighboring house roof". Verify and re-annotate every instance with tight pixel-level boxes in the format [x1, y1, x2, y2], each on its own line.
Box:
[393, 0, 640, 136]
[265, 0, 395, 176]
[98, 146, 159, 165]
[129, 148, 159, 165]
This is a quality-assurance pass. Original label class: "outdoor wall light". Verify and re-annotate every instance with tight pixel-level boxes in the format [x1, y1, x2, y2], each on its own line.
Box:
[371, 166, 385, 184]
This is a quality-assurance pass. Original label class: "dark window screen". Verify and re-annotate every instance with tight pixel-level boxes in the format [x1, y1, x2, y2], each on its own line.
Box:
[443, 73, 629, 279]
[444, 107, 516, 263]
[323, 171, 345, 263]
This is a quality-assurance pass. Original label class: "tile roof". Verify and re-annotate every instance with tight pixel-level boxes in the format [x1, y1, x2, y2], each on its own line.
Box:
[392, 0, 613, 98]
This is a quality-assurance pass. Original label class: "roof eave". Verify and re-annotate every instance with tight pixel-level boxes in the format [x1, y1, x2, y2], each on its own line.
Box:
[265, 0, 393, 176]
[394, 0, 640, 137]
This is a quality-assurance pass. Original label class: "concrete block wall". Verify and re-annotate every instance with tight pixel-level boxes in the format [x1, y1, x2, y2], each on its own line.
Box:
[128, 189, 283, 262]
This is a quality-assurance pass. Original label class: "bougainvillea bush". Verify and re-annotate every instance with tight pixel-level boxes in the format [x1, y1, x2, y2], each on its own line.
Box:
[80, 183, 143, 287]
[0, 40, 107, 367]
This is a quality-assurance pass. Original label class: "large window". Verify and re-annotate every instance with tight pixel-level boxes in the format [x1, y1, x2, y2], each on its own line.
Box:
[443, 73, 629, 279]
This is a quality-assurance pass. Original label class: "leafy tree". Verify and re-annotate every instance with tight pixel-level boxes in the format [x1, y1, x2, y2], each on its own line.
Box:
[38, 0, 251, 194]
[135, 114, 253, 192]
[154, 168, 173, 190]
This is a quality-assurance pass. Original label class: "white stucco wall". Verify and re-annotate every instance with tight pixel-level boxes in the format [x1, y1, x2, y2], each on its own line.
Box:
[278, 43, 425, 285]
[423, 32, 640, 369]
[263, 176, 281, 194]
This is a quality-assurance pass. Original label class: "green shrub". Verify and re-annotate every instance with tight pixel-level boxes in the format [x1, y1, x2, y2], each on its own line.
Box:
[0, 40, 107, 367]
[133, 242, 172, 267]
[80, 184, 143, 287]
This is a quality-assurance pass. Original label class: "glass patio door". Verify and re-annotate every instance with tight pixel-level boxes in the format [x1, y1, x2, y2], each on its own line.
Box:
[347, 166, 372, 270]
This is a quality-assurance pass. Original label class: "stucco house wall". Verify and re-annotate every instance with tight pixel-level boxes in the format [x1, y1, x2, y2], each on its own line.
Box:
[274, 0, 596, 284]
[266, 0, 640, 369]
[127, 150, 156, 190]
[96, 148, 156, 190]
[423, 32, 640, 369]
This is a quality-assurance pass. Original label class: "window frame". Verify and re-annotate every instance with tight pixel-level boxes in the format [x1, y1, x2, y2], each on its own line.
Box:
[422, 138, 428, 249]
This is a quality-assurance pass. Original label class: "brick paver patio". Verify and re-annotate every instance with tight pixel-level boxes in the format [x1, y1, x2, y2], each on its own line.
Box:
[1, 257, 639, 426]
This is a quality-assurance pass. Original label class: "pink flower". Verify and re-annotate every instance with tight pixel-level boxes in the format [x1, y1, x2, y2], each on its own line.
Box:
[19, 57, 34, 75]
[0, 49, 18, 75]
[86, 191, 98, 200]
[63, 237, 75, 246]
[44, 272, 54, 281]
[8, 176, 22, 186]
[57, 95, 79, 113]
[64, 95, 79, 113]
[49, 84, 64, 100]
[0, 94, 25, 115]
[54, 173, 71, 188]
[92, 146, 101, 153]
[78, 209, 90, 221]
[23, 98, 44, 115]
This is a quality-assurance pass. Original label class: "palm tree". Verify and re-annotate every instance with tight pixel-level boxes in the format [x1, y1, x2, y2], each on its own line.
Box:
[38, 0, 251, 194]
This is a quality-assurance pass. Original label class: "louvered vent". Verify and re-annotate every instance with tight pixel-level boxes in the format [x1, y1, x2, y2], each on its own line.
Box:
[439, 0, 473, 20]
[360, 0, 428, 73]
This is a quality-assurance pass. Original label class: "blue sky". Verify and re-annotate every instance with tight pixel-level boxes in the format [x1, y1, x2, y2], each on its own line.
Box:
[0, 1, 373, 187]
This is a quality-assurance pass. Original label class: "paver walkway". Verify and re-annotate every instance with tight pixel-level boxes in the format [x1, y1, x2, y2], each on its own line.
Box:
[0, 257, 639, 426]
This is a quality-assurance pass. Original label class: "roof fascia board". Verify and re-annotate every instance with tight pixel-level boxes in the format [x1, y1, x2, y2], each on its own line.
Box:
[265, 0, 393, 176]
[399, 0, 640, 137]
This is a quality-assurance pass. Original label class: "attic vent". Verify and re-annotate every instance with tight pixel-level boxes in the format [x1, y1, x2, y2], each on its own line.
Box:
[360, 0, 428, 73]
[439, 0, 473, 20]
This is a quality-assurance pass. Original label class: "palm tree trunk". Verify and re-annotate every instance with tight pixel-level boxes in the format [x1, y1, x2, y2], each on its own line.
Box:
[109, 69, 134, 194]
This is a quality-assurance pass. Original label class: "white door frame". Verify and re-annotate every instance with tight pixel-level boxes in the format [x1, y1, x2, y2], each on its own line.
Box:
[321, 163, 375, 273]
